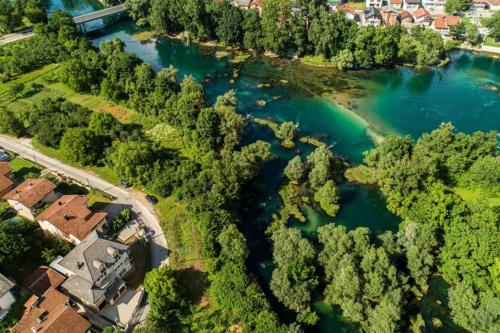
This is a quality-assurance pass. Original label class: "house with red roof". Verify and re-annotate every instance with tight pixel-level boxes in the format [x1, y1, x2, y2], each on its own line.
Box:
[13, 288, 91, 333]
[22, 266, 66, 296]
[389, 0, 403, 9]
[413, 7, 432, 26]
[0, 162, 13, 198]
[36, 195, 108, 245]
[337, 3, 360, 22]
[3, 178, 57, 221]
[433, 14, 461, 36]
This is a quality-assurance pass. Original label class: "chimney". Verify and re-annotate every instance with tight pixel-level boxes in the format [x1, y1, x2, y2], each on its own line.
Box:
[31, 327, 38, 333]
[63, 214, 69, 221]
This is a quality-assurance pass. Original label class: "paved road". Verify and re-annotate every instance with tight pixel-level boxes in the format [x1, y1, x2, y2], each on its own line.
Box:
[0, 135, 169, 268]
[0, 29, 34, 45]
[73, 4, 127, 25]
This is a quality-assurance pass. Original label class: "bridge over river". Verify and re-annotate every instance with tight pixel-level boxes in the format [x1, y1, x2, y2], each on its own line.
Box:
[0, 4, 128, 45]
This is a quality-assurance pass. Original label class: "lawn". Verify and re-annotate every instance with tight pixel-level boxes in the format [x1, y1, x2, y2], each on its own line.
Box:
[454, 187, 500, 208]
[9, 156, 42, 181]
[157, 196, 203, 270]
[347, 1, 366, 10]
[484, 36, 500, 48]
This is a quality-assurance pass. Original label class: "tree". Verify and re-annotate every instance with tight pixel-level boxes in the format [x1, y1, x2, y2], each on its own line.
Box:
[0, 108, 24, 137]
[284, 156, 305, 184]
[212, 1, 244, 45]
[276, 121, 296, 147]
[354, 26, 376, 69]
[144, 266, 183, 324]
[23, 0, 47, 24]
[465, 24, 482, 46]
[333, 49, 354, 71]
[0, 0, 21, 34]
[125, 0, 151, 26]
[307, 146, 336, 189]
[148, 0, 183, 34]
[449, 282, 500, 332]
[482, 11, 500, 41]
[218, 224, 248, 262]
[88, 112, 119, 136]
[242, 9, 262, 51]
[450, 22, 466, 40]
[270, 227, 318, 324]
[314, 180, 340, 217]
[59, 127, 102, 165]
[445, 0, 471, 13]
[261, 0, 292, 54]
[463, 156, 500, 193]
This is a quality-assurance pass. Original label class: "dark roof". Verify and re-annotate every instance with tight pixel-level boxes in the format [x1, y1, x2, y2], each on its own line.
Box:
[406, 0, 421, 4]
[0, 273, 15, 297]
[364, 6, 382, 19]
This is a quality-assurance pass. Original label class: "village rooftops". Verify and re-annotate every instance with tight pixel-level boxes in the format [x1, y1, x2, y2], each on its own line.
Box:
[2, 178, 56, 208]
[13, 288, 91, 333]
[413, 7, 431, 17]
[36, 195, 108, 242]
[22, 266, 66, 296]
[0, 162, 11, 176]
[338, 3, 356, 15]
[434, 14, 461, 29]
[390, 0, 404, 4]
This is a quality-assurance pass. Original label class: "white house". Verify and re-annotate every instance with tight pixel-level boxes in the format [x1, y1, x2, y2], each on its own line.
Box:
[0, 274, 16, 321]
[413, 7, 433, 26]
[404, 0, 421, 11]
[2, 178, 57, 221]
[51, 231, 134, 311]
[366, 0, 384, 7]
[364, 6, 384, 26]
[36, 195, 108, 245]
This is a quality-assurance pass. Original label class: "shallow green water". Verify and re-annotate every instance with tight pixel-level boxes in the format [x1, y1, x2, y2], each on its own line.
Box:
[47, 4, 500, 329]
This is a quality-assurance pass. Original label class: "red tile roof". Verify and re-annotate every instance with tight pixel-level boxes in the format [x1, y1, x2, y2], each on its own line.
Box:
[0, 162, 11, 177]
[338, 3, 356, 15]
[13, 288, 91, 333]
[434, 14, 461, 29]
[390, 0, 403, 4]
[22, 266, 66, 296]
[36, 195, 107, 242]
[413, 7, 431, 18]
[2, 179, 56, 208]
[250, 0, 264, 7]
[0, 175, 13, 195]
[400, 10, 412, 20]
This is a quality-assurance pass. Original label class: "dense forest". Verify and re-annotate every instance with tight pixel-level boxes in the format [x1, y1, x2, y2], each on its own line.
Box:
[0, 6, 498, 333]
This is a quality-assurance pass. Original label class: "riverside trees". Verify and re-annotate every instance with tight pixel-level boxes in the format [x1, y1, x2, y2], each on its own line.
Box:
[126, 0, 446, 69]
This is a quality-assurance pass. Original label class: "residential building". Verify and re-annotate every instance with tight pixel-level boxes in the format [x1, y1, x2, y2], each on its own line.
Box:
[484, 0, 500, 9]
[389, 0, 403, 9]
[403, 0, 421, 11]
[422, 0, 446, 11]
[364, 6, 384, 26]
[13, 288, 91, 333]
[337, 3, 360, 21]
[0, 274, 16, 321]
[2, 179, 57, 221]
[471, 0, 489, 9]
[51, 231, 133, 311]
[381, 7, 400, 25]
[249, 0, 264, 14]
[36, 195, 108, 245]
[366, 0, 384, 8]
[0, 162, 13, 198]
[433, 14, 461, 36]
[231, 0, 251, 8]
[22, 266, 66, 296]
[400, 10, 414, 27]
[413, 7, 432, 26]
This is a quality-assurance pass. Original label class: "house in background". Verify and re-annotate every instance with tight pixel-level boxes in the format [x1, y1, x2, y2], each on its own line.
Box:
[433, 14, 461, 36]
[0, 274, 16, 321]
[2, 178, 57, 221]
[337, 3, 360, 22]
[0, 162, 13, 198]
[413, 7, 432, 26]
[50, 231, 133, 311]
[400, 10, 414, 27]
[389, 0, 404, 9]
[404, 0, 421, 11]
[13, 288, 91, 333]
[421, 0, 446, 10]
[364, 6, 384, 25]
[36, 195, 108, 245]
[381, 6, 401, 25]
[366, 0, 384, 7]
[22, 266, 66, 296]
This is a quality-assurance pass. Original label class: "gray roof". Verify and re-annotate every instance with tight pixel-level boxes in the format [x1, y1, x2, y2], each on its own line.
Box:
[364, 6, 382, 19]
[232, 0, 251, 7]
[406, 0, 421, 3]
[58, 231, 129, 284]
[0, 273, 15, 297]
[61, 275, 105, 304]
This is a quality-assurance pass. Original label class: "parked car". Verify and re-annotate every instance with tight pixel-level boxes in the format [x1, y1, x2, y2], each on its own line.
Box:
[120, 179, 130, 188]
[145, 195, 158, 205]
[0, 150, 10, 161]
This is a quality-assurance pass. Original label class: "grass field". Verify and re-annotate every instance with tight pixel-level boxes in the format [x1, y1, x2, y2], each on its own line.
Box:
[484, 36, 500, 48]
[454, 187, 500, 208]
[9, 156, 42, 180]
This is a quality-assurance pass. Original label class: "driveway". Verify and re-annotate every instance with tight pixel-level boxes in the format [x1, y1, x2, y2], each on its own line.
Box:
[0, 135, 169, 267]
[0, 29, 34, 45]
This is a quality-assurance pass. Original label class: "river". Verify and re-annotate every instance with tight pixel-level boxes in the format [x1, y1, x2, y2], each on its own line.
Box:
[45, 2, 500, 331]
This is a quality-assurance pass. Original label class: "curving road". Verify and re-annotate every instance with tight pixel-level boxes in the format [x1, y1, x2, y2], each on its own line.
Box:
[0, 135, 169, 268]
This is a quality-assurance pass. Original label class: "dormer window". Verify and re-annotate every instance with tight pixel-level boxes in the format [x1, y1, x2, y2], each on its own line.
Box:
[107, 246, 119, 259]
[93, 260, 105, 272]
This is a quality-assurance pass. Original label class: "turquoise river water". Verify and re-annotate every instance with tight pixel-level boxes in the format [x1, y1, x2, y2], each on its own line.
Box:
[45, 2, 500, 331]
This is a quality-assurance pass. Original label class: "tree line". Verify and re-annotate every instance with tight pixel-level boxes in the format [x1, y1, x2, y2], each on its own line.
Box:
[125, 0, 447, 69]
[0, 0, 46, 35]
